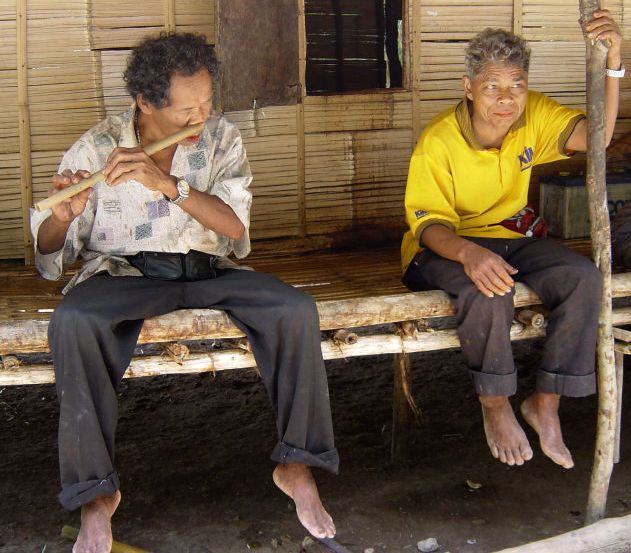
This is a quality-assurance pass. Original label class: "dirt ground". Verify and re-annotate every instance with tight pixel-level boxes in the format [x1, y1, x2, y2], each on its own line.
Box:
[1, 339, 630, 553]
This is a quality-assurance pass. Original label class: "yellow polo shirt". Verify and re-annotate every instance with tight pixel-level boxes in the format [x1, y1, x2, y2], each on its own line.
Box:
[402, 90, 584, 272]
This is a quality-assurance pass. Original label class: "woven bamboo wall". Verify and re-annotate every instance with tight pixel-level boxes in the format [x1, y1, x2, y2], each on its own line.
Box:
[2, 0, 630, 260]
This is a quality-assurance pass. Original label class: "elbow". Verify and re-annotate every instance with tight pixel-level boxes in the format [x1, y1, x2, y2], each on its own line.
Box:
[228, 220, 246, 241]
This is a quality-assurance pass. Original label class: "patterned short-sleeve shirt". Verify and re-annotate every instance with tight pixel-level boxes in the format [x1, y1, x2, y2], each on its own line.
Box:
[31, 104, 253, 292]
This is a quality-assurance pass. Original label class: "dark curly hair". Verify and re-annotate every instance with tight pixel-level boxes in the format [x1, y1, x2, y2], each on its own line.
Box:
[124, 32, 217, 108]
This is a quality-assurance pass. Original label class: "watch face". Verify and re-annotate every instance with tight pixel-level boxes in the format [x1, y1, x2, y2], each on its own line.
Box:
[178, 179, 190, 195]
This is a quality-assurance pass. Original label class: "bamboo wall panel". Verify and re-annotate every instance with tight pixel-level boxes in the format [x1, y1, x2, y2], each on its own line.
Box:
[91, 0, 214, 50]
[522, 0, 621, 42]
[304, 91, 412, 133]
[303, 91, 413, 234]
[99, 50, 131, 116]
[226, 106, 301, 239]
[419, 1, 512, 40]
[624, 0, 631, 40]
[25, 1, 102, 217]
[417, 42, 465, 128]
[1, 4, 20, 258]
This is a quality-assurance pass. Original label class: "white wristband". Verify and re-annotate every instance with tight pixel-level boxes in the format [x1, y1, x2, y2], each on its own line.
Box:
[606, 64, 625, 78]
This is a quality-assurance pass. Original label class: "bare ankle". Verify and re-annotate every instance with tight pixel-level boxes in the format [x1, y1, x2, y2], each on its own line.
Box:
[479, 395, 510, 408]
[527, 392, 561, 412]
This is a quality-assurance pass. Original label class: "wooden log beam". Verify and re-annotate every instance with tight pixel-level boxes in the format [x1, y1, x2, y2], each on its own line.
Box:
[0, 321, 546, 386]
[580, 0, 617, 526]
[4, 274, 631, 356]
[490, 514, 631, 553]
[3, 303, 631, 386]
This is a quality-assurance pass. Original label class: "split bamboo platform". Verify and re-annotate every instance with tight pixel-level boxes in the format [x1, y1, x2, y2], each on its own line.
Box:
[2, 243, 631, 468]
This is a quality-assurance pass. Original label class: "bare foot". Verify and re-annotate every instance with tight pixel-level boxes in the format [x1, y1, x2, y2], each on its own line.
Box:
[480, 395, 533, 466]
[72, 490, 121, 553]
[272, 463, 335, 539]
[521, 392, 574, 469]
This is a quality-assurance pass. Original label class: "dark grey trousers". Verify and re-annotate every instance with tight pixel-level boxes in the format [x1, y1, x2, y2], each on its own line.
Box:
[48, 269, 338, 511]
[403, 237, 600, 397]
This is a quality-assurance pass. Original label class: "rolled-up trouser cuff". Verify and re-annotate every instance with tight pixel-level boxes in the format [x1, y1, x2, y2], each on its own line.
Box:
[536, 369, 596, 397]
[58, 471, 120, 511]
[469, 368, 517, 397]
[271, 442, 339, 475]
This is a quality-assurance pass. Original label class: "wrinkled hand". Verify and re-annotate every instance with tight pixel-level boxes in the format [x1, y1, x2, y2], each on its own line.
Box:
[459, 242, 518, 298]
[49, 169, 93, 223]
[102, 147, 173, 192]
[584, 9, 623, 58]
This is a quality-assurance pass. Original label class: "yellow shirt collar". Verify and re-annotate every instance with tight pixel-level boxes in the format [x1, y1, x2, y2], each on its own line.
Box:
[455, 99, 526, 150]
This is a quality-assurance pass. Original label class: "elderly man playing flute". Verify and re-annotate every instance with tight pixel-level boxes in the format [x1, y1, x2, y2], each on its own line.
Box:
[402, 11, 623, 469]
[31, 33, 338, 553]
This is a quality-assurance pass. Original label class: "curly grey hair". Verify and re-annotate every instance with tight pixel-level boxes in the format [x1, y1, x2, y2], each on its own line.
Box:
[464, 28, 531, 79]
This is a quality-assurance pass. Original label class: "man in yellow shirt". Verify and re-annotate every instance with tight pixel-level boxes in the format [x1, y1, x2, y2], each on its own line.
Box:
[402, 11, 623, 468]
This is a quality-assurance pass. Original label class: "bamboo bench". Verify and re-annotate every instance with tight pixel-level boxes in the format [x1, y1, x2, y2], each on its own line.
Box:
[2, 244, 631, 461]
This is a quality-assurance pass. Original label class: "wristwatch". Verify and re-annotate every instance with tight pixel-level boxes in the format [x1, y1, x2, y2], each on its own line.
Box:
[605, 64, 626, 78]
[168, 178, 190, 204]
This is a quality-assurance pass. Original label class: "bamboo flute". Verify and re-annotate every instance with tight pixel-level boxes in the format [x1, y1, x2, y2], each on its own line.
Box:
[579, 0, 617, 525]
[34, 122, 205, 212]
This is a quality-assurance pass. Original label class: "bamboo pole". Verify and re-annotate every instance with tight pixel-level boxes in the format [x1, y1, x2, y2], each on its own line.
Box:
[409, 0, 423, 144]
[34, 123, 204, 212]
[296, 0, 307, 237]
[17, 0, 33, 264]
[164, 0, 175, 32]
[580, 0, 618, 525]
[613, 349, 623, 464]
[512, 0, 523, 34]
[391, 352, 413, 463]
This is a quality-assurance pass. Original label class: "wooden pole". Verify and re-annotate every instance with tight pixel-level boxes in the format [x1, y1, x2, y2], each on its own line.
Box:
[296, 0, 307, 237]
[164, 0, 176, 33]
[579, 0, 618, 525]
[17, 0, 33, 264]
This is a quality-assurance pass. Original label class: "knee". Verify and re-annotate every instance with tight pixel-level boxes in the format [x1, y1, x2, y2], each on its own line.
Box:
[459, 284, 515, 319]
[50, 297, 86, 332]
[565, 261, 601, 301]
[279, 287, 318, 322]
[49, 295, 105, 341]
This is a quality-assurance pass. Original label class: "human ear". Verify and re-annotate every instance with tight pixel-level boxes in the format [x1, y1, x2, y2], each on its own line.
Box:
[463, 75, 474, 101]
[136, 93, 154, 115]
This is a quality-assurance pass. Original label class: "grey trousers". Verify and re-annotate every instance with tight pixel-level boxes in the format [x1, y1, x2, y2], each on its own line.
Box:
[48, 269, 338, 511]
[403, 237, 600, 397]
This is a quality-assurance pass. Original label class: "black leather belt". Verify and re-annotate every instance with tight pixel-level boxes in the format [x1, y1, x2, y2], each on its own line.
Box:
[126, 250, 217, 281]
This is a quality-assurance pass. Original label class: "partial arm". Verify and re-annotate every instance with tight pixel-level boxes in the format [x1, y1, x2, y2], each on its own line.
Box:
[566, 9, 623, 152]
[103, 147, 246, 240]
[421, 224, 518, 298]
